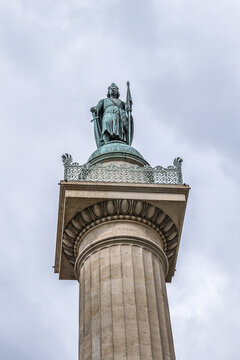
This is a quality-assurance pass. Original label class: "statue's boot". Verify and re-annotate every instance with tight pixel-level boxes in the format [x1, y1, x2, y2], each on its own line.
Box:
[103, 133, 110, 144]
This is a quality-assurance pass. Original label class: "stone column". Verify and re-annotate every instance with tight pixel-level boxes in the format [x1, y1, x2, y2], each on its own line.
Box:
[74, 220, 176, 360]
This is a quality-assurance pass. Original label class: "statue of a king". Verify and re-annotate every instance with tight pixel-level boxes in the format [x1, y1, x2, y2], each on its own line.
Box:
[90, 83, 134, 148]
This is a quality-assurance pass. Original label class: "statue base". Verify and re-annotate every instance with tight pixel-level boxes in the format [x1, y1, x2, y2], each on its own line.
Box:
[88, 141, 149, 166]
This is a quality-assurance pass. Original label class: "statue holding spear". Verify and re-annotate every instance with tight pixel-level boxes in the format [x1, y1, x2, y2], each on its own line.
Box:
[126, 81, 133, 146]
[90, 82, 134, 148]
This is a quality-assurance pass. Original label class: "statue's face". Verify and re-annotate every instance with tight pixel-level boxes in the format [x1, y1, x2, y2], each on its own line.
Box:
[109, 86, 118, 98]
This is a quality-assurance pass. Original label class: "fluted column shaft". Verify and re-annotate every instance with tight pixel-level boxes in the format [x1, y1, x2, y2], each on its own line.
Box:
[75, 221, 175, 360]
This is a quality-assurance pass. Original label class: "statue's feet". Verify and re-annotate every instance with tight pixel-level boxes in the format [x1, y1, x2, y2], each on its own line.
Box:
[103, 133, 110, 143]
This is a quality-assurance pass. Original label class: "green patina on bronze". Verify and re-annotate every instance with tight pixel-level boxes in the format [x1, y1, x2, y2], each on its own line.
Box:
[62, 82, 184, 183]
[90, 82, 149, 165]
[88, 141, 149, 166]
[90, 82, 134, 148]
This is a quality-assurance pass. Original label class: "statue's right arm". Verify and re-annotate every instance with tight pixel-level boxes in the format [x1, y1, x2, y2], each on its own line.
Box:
[90, 99, 104, 114]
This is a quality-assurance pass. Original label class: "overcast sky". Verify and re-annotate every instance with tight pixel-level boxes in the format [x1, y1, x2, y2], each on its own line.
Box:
[1, 0, 240, 359]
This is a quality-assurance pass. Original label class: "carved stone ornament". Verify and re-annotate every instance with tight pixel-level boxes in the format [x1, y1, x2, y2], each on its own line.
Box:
[62, 199, 179, 281]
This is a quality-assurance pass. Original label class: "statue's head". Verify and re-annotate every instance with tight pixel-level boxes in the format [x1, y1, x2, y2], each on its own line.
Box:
[107, 83, 120, 99]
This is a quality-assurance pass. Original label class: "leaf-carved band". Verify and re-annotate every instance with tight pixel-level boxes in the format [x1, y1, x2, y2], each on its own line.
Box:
[62, 199, 178, 281]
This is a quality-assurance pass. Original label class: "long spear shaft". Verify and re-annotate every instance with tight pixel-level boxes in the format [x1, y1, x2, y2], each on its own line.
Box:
[128, 109, 131, 145]
[126, 81, 132, 145]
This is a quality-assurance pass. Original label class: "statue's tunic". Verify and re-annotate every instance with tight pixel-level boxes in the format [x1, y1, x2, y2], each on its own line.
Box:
[91, 92, 134, 148]
[101, 98, 126, 141]
[93, 97, 127, 143]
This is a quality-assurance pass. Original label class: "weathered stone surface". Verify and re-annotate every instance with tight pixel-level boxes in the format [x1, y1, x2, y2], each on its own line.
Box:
[55, 180, 189, 359]
[75, 221, 175, 359]
[55, 182, 189, 282]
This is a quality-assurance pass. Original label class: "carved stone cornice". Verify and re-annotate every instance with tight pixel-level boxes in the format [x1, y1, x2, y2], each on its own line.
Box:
[62, 199, 179, 281]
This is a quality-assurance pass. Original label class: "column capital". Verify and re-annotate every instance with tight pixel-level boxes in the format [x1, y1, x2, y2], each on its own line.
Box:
[59, 197, 185, 282]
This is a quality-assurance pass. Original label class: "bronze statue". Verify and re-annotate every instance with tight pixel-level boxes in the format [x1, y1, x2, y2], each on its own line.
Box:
[90, 82, 134, 148]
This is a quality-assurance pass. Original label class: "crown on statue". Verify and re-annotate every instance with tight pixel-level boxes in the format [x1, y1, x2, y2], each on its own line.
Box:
[108, 83, 119, 90]
[107, 83, 120, 98]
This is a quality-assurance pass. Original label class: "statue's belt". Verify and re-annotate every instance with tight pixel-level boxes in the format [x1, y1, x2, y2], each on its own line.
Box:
[102, 99, 128, 123]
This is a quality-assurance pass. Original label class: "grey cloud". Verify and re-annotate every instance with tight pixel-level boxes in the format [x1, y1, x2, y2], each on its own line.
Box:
[0, 0, 239, 359]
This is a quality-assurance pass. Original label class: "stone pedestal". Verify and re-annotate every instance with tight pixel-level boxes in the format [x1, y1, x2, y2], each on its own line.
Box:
[55, 182, 189, 359]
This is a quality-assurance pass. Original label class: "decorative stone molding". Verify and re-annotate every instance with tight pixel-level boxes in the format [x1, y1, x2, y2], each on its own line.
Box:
[62, 199, 179, 281]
